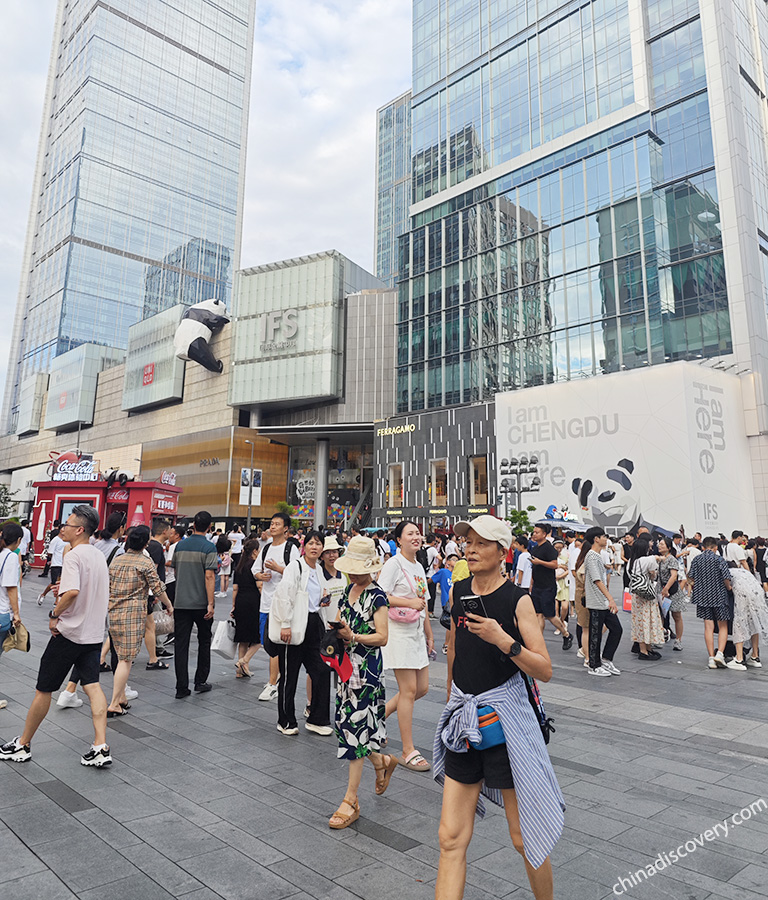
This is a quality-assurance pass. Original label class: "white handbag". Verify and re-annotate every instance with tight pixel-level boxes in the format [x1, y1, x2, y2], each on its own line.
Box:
[268, 561, 309, 645]
[211, 618, 237, 659]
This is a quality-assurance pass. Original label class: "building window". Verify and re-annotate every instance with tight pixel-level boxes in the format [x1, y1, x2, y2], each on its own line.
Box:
[430, 459, 448, 506]
[470, 456, 488, 505]
[388, 464, 403, 508]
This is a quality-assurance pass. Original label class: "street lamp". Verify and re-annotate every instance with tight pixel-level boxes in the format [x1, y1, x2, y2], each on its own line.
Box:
[245, 440, 254, 536]
[499, 456, 541, 519]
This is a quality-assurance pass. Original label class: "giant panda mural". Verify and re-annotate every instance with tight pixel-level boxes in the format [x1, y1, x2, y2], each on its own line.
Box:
[173, 298, 231, 374]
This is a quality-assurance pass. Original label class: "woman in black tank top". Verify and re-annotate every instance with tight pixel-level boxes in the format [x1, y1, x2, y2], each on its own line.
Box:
[438, 517, 557, 900]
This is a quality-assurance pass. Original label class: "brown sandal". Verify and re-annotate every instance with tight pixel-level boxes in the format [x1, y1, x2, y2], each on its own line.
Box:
[374, 755, 397, 795]
[329, 798, 359, 829]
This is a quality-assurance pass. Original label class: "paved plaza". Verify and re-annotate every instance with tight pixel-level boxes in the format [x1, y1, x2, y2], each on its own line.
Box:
[2, 578, 768, 900]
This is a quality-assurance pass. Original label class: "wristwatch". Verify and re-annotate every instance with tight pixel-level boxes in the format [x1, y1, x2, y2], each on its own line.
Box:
[507, 640, 522, 658]
[49, 610, 59, 619]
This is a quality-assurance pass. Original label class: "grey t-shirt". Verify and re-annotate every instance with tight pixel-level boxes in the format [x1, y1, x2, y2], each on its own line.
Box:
[584, 549, 608, 610]
[171, 534, 217, 609]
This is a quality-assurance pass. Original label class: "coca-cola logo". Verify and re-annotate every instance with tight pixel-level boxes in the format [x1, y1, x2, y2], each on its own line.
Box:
[107, 488, 130, 502]
[160, 470, 176, 486]
[52, 455, 100, 482]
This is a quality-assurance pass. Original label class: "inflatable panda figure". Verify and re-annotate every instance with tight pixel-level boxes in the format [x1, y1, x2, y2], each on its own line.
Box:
[173, 298, 231, 374]
[571, 459, 640, 532]
[104, 469, 135, 488]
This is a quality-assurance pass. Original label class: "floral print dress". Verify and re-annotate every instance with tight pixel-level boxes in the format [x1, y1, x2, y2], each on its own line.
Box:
[335, 583, 389, 761]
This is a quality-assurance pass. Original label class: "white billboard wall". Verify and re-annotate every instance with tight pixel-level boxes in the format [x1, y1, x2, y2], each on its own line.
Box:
[495, 363, 756, 536]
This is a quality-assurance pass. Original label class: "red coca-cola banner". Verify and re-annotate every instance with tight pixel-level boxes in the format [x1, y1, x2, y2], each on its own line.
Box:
[106, 488, 130, 503]
[151, 490, 178, 515]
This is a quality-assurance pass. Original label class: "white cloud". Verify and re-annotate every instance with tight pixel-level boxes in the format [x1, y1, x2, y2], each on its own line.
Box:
[0, 0, 412, 404]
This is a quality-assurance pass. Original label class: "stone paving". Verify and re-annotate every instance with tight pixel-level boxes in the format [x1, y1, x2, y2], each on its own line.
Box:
[1, 576, 768, 900]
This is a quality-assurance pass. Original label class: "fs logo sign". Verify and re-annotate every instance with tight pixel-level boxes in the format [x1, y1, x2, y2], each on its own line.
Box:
[259, 308, 298, 351]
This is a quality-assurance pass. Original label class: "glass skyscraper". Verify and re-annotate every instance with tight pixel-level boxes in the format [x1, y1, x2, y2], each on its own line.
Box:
[396, 0, 737, 414]
[375, 91, 412, 287]
[2, 0, 256, 433]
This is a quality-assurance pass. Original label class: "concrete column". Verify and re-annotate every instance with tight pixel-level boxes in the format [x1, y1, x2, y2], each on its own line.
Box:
[314, 438, 330, 529]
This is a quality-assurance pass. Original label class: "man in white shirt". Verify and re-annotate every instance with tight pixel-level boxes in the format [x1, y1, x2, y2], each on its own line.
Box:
[444, 535, 459, 558]
[227, 526, 245, 565]
[566, 532, 581, 605]
[253, 512, 300, 701]
[19, 521, 32, 565]
[724, 531, 749, 569]
[514, 534, 533, 589]
[37, 532, 70, 606]
[425, 534, 442, 615]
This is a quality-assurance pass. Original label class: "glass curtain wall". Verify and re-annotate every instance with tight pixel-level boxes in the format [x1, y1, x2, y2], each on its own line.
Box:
[398, 0, 730, 413]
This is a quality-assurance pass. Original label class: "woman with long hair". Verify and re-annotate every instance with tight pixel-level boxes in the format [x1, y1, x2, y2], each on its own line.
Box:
[106, 525, 172, 716]
[657, 537, 682, 650]
[436, 515, 563, 900]
[378, 521, 435, 772]
[231, 538, 262, 677]
[629, 539, 663, 660]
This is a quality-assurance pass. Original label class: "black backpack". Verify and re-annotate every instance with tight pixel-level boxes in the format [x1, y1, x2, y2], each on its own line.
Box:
[415, 547, 429, 574]
[259, 538, 299, 569]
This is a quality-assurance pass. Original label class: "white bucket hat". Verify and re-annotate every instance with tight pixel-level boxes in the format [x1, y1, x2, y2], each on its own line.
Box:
[453, 515, 513, 550]
[334, 536, 383, 575]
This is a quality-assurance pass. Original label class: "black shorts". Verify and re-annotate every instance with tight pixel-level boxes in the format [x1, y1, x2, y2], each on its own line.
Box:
[36, 635, 102, 692]
[50, 566, 62, 585]
[444, 743, 514, 790]
[531, 585, 557, 618]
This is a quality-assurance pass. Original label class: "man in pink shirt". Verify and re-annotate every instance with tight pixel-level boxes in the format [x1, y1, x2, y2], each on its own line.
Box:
[0, 505, 112, 767]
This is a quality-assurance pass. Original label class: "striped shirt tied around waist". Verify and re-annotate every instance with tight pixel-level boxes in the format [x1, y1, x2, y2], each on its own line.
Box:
[433, 674, 565, 870]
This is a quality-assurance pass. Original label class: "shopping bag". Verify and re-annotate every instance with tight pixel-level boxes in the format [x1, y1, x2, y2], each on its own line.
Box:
[153, 608, 174, 636]
[211, 618, 236, 659]
[622, 590, 632, 612]
[659, 595, 672, 617]
[2, 622, 30, 653]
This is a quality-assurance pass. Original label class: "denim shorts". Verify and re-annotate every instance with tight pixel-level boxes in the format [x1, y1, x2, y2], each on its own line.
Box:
[259, 611, 269, 645]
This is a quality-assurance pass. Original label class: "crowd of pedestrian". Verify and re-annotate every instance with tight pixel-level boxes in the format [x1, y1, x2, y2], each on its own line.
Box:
[2, 507, 768, 900]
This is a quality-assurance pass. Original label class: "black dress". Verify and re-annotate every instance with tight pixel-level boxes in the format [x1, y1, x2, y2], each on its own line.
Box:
[233, 565, 261, 644]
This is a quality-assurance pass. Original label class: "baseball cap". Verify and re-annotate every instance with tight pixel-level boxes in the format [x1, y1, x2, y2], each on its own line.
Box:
[453, 515, 513, 550]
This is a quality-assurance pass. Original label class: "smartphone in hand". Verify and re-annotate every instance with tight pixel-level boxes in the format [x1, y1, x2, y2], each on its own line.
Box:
[462, 594, 489, 618]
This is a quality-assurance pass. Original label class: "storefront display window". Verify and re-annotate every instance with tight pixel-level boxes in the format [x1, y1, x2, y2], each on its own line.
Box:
[430, 459, 448, 506]
[470, 456, 488, 504]
[388, 463, 403, 508]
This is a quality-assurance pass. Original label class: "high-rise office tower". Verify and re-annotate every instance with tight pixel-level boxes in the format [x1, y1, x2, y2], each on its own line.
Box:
[396, 0, 768, 428]
[2, 0, 256, 434]
[374, 91, 412, 287]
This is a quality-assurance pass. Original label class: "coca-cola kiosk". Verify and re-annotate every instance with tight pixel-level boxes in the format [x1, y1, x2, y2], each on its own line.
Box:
[31, 453, 182, 566]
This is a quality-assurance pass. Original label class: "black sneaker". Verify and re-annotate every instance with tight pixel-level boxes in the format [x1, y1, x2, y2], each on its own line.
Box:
[194, 682, 212, 693]
[163, 635, 175, 646]
[562, 634, 573, 651]
[0, 737, 31, 762]
[81, 745, 112, 767]
[175, 688, 191, 699]
[155, 647, 174, 659]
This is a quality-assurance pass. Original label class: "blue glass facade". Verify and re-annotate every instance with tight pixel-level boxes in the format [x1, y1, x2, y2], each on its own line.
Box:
[375, 92, 413, 287]
[4, 0, 255, 432]
[397, 0, 729, 413]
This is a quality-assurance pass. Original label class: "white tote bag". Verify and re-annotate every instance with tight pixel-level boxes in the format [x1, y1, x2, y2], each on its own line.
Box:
[212, 618, 237, 659]
[268, 561, 309, 645]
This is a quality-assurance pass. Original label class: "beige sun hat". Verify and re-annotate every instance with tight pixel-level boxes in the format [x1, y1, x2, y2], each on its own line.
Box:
[321, 535, 343, 554]
[453, 514, 513, 550]
[334, 536, 383, 575]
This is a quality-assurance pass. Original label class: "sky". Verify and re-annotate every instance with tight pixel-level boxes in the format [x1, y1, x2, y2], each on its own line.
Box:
[0, 0, 412, 403]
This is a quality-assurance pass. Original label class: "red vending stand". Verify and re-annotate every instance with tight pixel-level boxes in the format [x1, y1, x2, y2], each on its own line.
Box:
[31, 463, 181, 567]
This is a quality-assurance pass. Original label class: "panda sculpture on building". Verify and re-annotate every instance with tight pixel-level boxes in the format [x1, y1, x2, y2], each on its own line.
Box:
[173, 298, 231, 374]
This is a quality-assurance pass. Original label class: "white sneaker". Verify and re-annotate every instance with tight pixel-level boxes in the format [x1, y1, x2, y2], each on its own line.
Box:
[553, 630, 561, 636]
[602, 660, 621, 676]
[583, 660, 589, 668]
[277, 724, 298, 736]
[745, 656, 762, 668]
[714, 650, 727, 668]
[56, 690, 83, 709]
[726, 658, 747, 671]
[673, 639, 683, 651]
[124, 687, 139, 701]
[305, 722, 333, 736]
[0, 700, 7, 710]
[708, 656, 718, 669]
[37, 593, 45, 606]
[587, 665, 612, 677]
[259, 683, 278, 701]
[303, 704, 310, 719]
[80, 744, 112, 767]
[576, 648, 585, 659]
